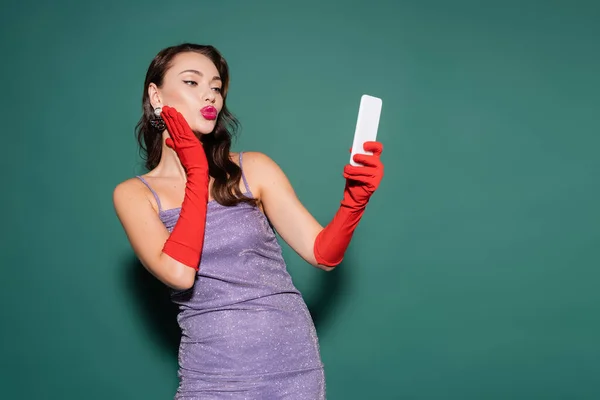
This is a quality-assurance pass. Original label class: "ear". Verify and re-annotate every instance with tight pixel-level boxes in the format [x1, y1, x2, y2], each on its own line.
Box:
[148, 83, 162, 109]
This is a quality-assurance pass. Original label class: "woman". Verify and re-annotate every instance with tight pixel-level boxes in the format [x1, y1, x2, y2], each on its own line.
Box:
[113, 43, 384, 399]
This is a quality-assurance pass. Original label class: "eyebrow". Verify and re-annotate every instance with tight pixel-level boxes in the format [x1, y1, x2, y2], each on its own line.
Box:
[178, 69, 221, 81]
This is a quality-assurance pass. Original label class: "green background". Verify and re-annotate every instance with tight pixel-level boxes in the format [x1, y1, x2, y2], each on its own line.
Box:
[1, 0, 599, 398]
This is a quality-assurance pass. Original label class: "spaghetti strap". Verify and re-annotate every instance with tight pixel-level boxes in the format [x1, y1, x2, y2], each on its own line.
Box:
[238, 152, 252, 195]
[136, 175, 163, 212]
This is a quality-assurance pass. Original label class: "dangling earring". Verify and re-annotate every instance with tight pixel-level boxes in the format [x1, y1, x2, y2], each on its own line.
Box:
[150, 106, 166, 131]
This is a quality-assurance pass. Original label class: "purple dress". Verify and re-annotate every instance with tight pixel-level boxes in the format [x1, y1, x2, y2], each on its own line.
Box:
[136, 152, 325, 399]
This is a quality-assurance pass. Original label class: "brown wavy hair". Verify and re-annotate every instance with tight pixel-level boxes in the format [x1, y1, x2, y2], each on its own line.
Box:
[135, 43, 257, 207]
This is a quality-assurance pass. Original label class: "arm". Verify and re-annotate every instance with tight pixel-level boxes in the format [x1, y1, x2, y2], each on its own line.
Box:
[114, 106, 210, 289]
[160, 106, 210, 273]
[312, 141, 384, 267]
[113, 180, 198, 290]
[250, 142, 384, 271]
[246, 152, 326, 269]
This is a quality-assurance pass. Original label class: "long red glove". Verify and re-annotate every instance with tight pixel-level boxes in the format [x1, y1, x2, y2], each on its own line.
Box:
[160, 106, 209, 270]
[313, 141, 384, 267]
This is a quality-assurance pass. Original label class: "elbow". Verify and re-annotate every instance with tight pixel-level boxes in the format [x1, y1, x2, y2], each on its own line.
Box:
[169, 266, 197, 290]
[170, 279, 195, 291]
[312, 244, 342, 271]
[311, 252, 341, 271]
[137, 254, 197, 290]
[315, 261, 340, 272]
[154, 252, 198, 290]
[317, 264, 336, 272]
[312, 230, 343, 271]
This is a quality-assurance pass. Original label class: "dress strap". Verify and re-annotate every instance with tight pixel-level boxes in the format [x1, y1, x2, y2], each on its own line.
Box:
[238, 152, 252, 195]
[135, 175, 163, 212]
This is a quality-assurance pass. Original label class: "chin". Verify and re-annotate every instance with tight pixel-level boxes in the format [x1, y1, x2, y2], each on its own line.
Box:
[193, 121, 217, 134]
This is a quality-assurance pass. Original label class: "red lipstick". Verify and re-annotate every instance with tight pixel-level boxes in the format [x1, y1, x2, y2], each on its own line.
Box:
[200, 106, 217, 120]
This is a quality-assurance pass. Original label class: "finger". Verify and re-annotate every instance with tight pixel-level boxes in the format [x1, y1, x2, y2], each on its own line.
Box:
[343, 171, 374, 186]
[161, 109, 181, 143]
[163, 106, 182, 125]
[177, 113, 201, 147]
[165, 138, 174, 149]
[173, 110, 192, 140]
[352, 154, 381, 168]
[176, 111, 189, 134]
[344, 174, 373, 184]
[344, 164, 377, 177]
[160, 105, 172, 122]
[363, 141, 383, 156]
[160, 105, 174, 121]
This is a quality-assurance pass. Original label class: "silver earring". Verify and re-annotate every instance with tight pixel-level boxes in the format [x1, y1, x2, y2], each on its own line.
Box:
[150, 107, 166, 131]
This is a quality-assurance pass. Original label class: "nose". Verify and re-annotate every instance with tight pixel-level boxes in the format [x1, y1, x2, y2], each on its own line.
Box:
[205, 89, 216, 103]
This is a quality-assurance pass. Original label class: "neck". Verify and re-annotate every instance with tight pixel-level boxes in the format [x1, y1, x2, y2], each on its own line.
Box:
[152, 131, 187, 180]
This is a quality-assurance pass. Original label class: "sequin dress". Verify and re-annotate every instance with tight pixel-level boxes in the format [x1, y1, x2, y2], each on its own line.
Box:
[136, 152, 325, 399]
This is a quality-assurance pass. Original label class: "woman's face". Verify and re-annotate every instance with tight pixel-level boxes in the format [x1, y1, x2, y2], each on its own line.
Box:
[150, 51, 224, 135]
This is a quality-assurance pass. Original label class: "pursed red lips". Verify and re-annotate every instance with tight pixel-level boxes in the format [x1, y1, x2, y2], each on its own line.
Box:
[200, 106, 218, 120]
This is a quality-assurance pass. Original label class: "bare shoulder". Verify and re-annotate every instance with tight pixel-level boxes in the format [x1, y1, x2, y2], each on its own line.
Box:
[240, 151, 286, 182]
[112, 176, 154, 214]
[239, 151, 292, 200]
[239, 151, 281, 172]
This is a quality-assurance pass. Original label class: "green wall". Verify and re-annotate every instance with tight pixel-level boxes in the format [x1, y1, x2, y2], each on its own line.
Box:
[2, 0, 599, 398]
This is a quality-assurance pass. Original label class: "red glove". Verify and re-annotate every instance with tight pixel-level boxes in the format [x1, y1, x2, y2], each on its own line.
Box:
[160, 106, 209, 270]
[313, 141, 384, 267]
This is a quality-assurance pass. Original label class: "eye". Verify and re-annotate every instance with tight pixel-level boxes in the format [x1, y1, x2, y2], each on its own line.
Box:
[183, 80, 197, 86]
[212, 87, 222, 93]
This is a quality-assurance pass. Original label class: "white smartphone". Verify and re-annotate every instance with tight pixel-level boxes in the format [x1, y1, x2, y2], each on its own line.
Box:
[350, 94, 382, 166]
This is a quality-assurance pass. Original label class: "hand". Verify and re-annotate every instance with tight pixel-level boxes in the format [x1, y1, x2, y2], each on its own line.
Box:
[159, 106, 210, 271]
[312, 141, 384, 267]
[160, 106, 208, 174]
[342, 141, 384, 208]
